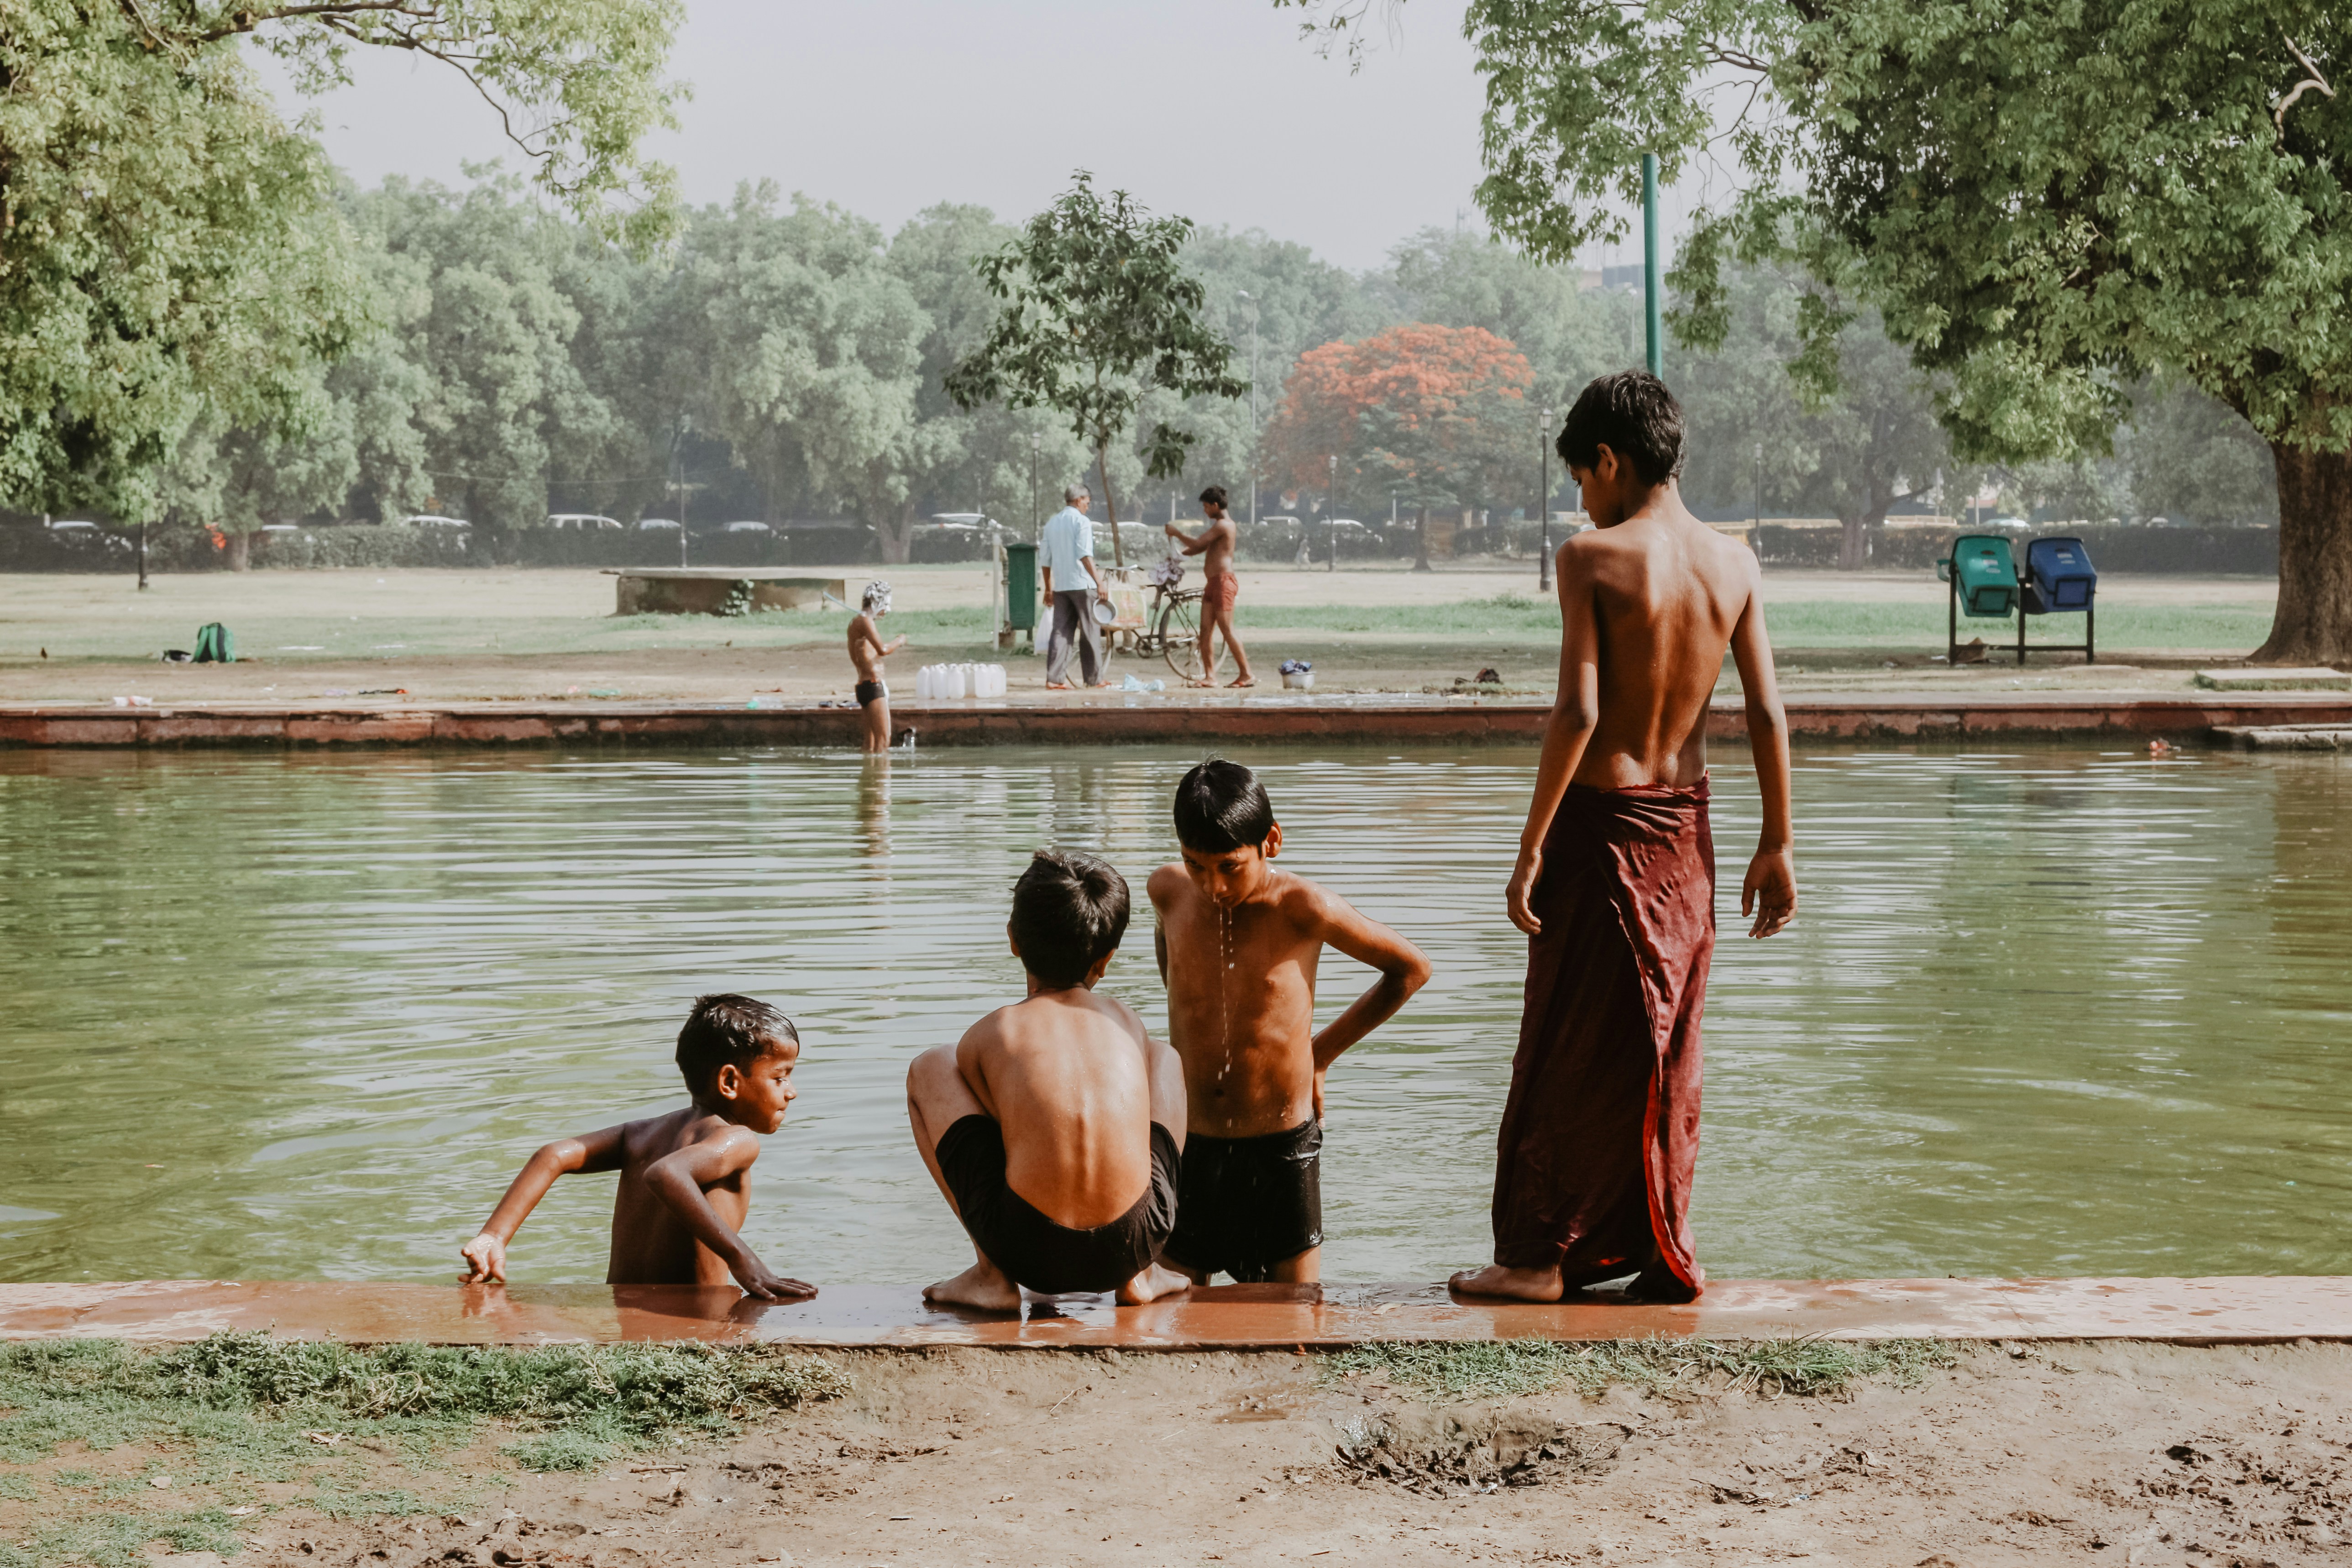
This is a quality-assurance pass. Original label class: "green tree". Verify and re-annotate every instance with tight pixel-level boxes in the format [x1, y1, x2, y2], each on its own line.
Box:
[945, 172, 1247, 567]
[1283, 0, 2352, 661]
[0, 0, 682, 523]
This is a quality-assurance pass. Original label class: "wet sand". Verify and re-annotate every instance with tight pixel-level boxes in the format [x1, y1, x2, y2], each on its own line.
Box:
[65, 1340, 2352, 1567]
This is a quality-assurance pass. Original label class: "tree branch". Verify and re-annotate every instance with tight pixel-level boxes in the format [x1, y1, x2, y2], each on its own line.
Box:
[2274, 33, 2335, 135]
[190, 0, 437, 44]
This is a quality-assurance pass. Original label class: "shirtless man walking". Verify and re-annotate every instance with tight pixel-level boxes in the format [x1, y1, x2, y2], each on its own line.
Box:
[908, 850, 1192, 1310]
[1451, 370, 1796, 1306]
[1148, 760, 1430, 1284]
[1165, 486, 1255, 687]
[846, 581, 905, 752]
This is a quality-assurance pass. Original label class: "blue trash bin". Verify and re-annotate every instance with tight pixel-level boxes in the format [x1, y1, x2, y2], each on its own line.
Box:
[2018, 536, 2096, 665]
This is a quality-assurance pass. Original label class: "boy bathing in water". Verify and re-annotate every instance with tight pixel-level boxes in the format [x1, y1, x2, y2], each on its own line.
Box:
[1163, 485, 1254, 687]
[461, 995, 817, 1301]
[847, 580, 905, 752]
[907, 850, 1192, 1311]
[1451, 370, 1796, 1306]
[1148, 760, 1431, 1284]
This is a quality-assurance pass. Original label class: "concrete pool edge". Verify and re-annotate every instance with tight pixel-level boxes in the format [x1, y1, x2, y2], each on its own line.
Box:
[4, 1278, 2347, 1348]
[5, 693, 2352, 749]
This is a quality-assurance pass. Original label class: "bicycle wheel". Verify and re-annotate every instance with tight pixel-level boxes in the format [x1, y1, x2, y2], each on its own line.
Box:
[1160, 594, 1231, 683]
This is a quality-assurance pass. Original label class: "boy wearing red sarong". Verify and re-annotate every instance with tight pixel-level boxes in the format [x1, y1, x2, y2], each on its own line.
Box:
[1451, 371, 1797, 1306]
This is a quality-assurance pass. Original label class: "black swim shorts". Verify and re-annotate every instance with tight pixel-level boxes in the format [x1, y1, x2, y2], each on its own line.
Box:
[854, 679, 887, 707]
[934, 1115, 1180, 1295]
[1163, 1118, 1322, 1283]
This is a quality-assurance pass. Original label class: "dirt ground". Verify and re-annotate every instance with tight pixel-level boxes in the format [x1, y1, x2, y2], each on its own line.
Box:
[0, 566, 2289, 707]
[94, 1340, 2352, 1568]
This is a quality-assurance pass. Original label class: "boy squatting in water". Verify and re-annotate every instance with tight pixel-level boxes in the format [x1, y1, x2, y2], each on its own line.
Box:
[1148, 760, 1432, 1284]
[907, 850, 1194, 1311]
[461, 994, 817, 1301]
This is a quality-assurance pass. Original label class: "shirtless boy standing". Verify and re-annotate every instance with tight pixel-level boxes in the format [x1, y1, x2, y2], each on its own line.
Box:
[847, 580, 905, 752]
[1148, 760, 1431, 1284]
[1164, 486, 1254, 687]
[1451, 370, 1796, 1306]
[461, 994, 817, 1300]
[907, 850, 1192, 1311]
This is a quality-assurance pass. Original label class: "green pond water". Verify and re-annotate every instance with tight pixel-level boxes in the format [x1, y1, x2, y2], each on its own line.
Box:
[1, 742, 2347, 1286]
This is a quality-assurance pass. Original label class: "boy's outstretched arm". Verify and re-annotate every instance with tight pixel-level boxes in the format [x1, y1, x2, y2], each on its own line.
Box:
[641, 1132, 817, 1302]
[1508, 542, 1603, 935]
[1727, 563, 1797, 939]
[1304, 889, 1433, 1117]
[462, 1125, 628, 1283]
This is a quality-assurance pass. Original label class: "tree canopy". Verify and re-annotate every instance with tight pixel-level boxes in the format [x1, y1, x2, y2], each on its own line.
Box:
[0, 0, 682, 522]
[1281, 0, 2352, 659]
[944, 172, 1247, 565]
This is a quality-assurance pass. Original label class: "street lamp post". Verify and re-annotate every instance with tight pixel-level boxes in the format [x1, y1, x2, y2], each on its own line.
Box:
[136, 520, 148, 592]
[1239, 290, 1260, 529]
[1642, 153, 1663, 378]
[1538, 405, 1555, 593]
[1030, 430, 1041, 540]
[1327, 453, 1337, 574]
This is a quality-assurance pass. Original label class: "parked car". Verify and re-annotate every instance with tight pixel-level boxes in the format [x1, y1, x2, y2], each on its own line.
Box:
[260, 524, 301, 535]
[638, 517, 682, 532]
[546, 513, 621, 531]
[47, 519, 99, 532]
[401, 514, 471, 529]
[722, 520, 773, 535]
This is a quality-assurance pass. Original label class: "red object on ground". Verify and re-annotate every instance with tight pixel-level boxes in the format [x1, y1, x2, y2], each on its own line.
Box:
[1490, 778, 1715, 1293]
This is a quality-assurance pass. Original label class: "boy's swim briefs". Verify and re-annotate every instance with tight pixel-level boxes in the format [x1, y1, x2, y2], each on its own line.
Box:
[1202, 572, 1240, 614]
[854, 679, 887, 707]
[1163, 1117, 1322, 1282]
[934, 1115, 1180, 1295]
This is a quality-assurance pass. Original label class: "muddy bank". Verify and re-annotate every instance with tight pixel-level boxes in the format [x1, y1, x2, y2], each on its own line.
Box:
[30, 1340, 2348, 1567]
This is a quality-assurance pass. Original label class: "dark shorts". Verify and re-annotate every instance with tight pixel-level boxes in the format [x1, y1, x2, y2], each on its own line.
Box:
[934, 1116, 1180, 1295]
[855, 680, 887, 707]
[1163, 1118, 1323, 1282]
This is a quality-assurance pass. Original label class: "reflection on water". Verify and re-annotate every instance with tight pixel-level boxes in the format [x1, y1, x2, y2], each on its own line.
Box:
[0, 744, 2346, 1284]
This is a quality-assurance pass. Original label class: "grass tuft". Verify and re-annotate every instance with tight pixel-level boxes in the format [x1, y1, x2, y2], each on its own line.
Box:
[1320, 1336, 1958, 1404]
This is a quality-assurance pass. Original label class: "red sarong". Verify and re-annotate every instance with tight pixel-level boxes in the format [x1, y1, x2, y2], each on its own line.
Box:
[1490, 778, 1715, 1292]
[1202, 572, 1239, 614]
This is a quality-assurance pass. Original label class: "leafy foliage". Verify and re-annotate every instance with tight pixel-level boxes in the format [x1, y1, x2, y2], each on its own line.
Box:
[945, 172, 1247, 562]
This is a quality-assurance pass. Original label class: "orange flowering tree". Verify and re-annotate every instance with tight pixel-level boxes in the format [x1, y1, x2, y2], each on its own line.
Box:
[1260, 323, 1536, 560]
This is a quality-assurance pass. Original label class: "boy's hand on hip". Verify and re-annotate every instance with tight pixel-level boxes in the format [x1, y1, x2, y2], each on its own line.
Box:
[732, 1255, 818, 1302]
[460, 1233, 507, 1284]
[1742, 849, 1798, 939]
[1506, 846, 1544, 935]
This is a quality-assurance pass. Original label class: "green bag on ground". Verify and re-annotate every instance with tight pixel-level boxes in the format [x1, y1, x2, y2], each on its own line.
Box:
[192, 622, 234, 663]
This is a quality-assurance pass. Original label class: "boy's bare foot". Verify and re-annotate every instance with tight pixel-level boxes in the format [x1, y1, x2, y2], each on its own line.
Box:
[1448, 1263, 1566, 1302]
[923, 1260, 1022, 1313]
[1116, 1263, 1193, 1305]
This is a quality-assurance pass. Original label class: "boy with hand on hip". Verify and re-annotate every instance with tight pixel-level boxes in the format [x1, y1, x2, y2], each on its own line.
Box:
[461, 994, 817, 1301]
[1147, 760, 1431, 1284]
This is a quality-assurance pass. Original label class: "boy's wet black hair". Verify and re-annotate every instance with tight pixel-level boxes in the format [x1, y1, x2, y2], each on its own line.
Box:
[1556, 369, 1685, 487]
[1173, 757, 1275, 854]
[1198, 484, 1229, 509]
[1009, 850, 1130, 988]
[676, 993, 797, 1096]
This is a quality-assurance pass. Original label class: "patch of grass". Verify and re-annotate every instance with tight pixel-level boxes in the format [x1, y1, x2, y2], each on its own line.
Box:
[0, 1334, 851, 1566]
[1765, 598, 2275, 651]
[1320, 1336, 1959, 1404]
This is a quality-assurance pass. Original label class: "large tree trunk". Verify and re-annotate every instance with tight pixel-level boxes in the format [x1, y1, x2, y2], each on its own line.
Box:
[2256, 443, 2352, 664]
[1414, 505, 1431, 573]
[225, 530, 254, 571]
[874, 504, 917, 565]
[1096, 444, 1125, 569]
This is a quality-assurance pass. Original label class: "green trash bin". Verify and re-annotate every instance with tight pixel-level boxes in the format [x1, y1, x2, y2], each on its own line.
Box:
[1935, 533, 2019, 663]
[1003, 542, 1039, 639]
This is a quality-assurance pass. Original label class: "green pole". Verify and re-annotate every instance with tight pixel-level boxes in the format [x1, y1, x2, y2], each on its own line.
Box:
[1642, 152, 1662, 377]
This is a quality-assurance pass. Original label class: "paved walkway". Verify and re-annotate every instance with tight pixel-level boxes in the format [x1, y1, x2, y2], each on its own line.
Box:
[4, 1278, 2345, 1348]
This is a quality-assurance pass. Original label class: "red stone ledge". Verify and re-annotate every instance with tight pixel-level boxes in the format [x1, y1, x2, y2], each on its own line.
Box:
[1, 1278, 2344, 1348]
[2, 693, 2350, 749]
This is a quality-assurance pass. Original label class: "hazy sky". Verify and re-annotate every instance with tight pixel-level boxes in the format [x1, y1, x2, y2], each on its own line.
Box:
[261, 0, 1685, 273]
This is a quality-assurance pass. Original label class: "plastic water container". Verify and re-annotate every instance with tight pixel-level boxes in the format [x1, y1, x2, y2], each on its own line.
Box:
[915, 663, 1006, 698]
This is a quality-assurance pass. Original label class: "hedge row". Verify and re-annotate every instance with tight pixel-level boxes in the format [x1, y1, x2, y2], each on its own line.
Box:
[1754, 523, 2279, 574]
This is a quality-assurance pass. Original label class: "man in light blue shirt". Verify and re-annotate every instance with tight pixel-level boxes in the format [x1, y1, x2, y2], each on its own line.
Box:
[1039, 483, 1109, 688]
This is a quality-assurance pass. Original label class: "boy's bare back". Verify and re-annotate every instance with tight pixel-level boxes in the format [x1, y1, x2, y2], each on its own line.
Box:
[1149, 866, 1338, 1136]
[1556, 503, 1765, 792]
[602, 1107, 760, 1286]
[956, 986, 1161, 1229]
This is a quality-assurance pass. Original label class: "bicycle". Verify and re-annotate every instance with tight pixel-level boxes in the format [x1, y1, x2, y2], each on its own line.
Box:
[1133, 556, 1233, 685]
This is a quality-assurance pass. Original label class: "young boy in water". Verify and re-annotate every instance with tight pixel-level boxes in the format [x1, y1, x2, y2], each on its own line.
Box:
[906, 850, 1192, 1311]
[847, 580, 905, 753]
[1147, 760, 1432, 1284]
[460, 994, 817, 1301]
